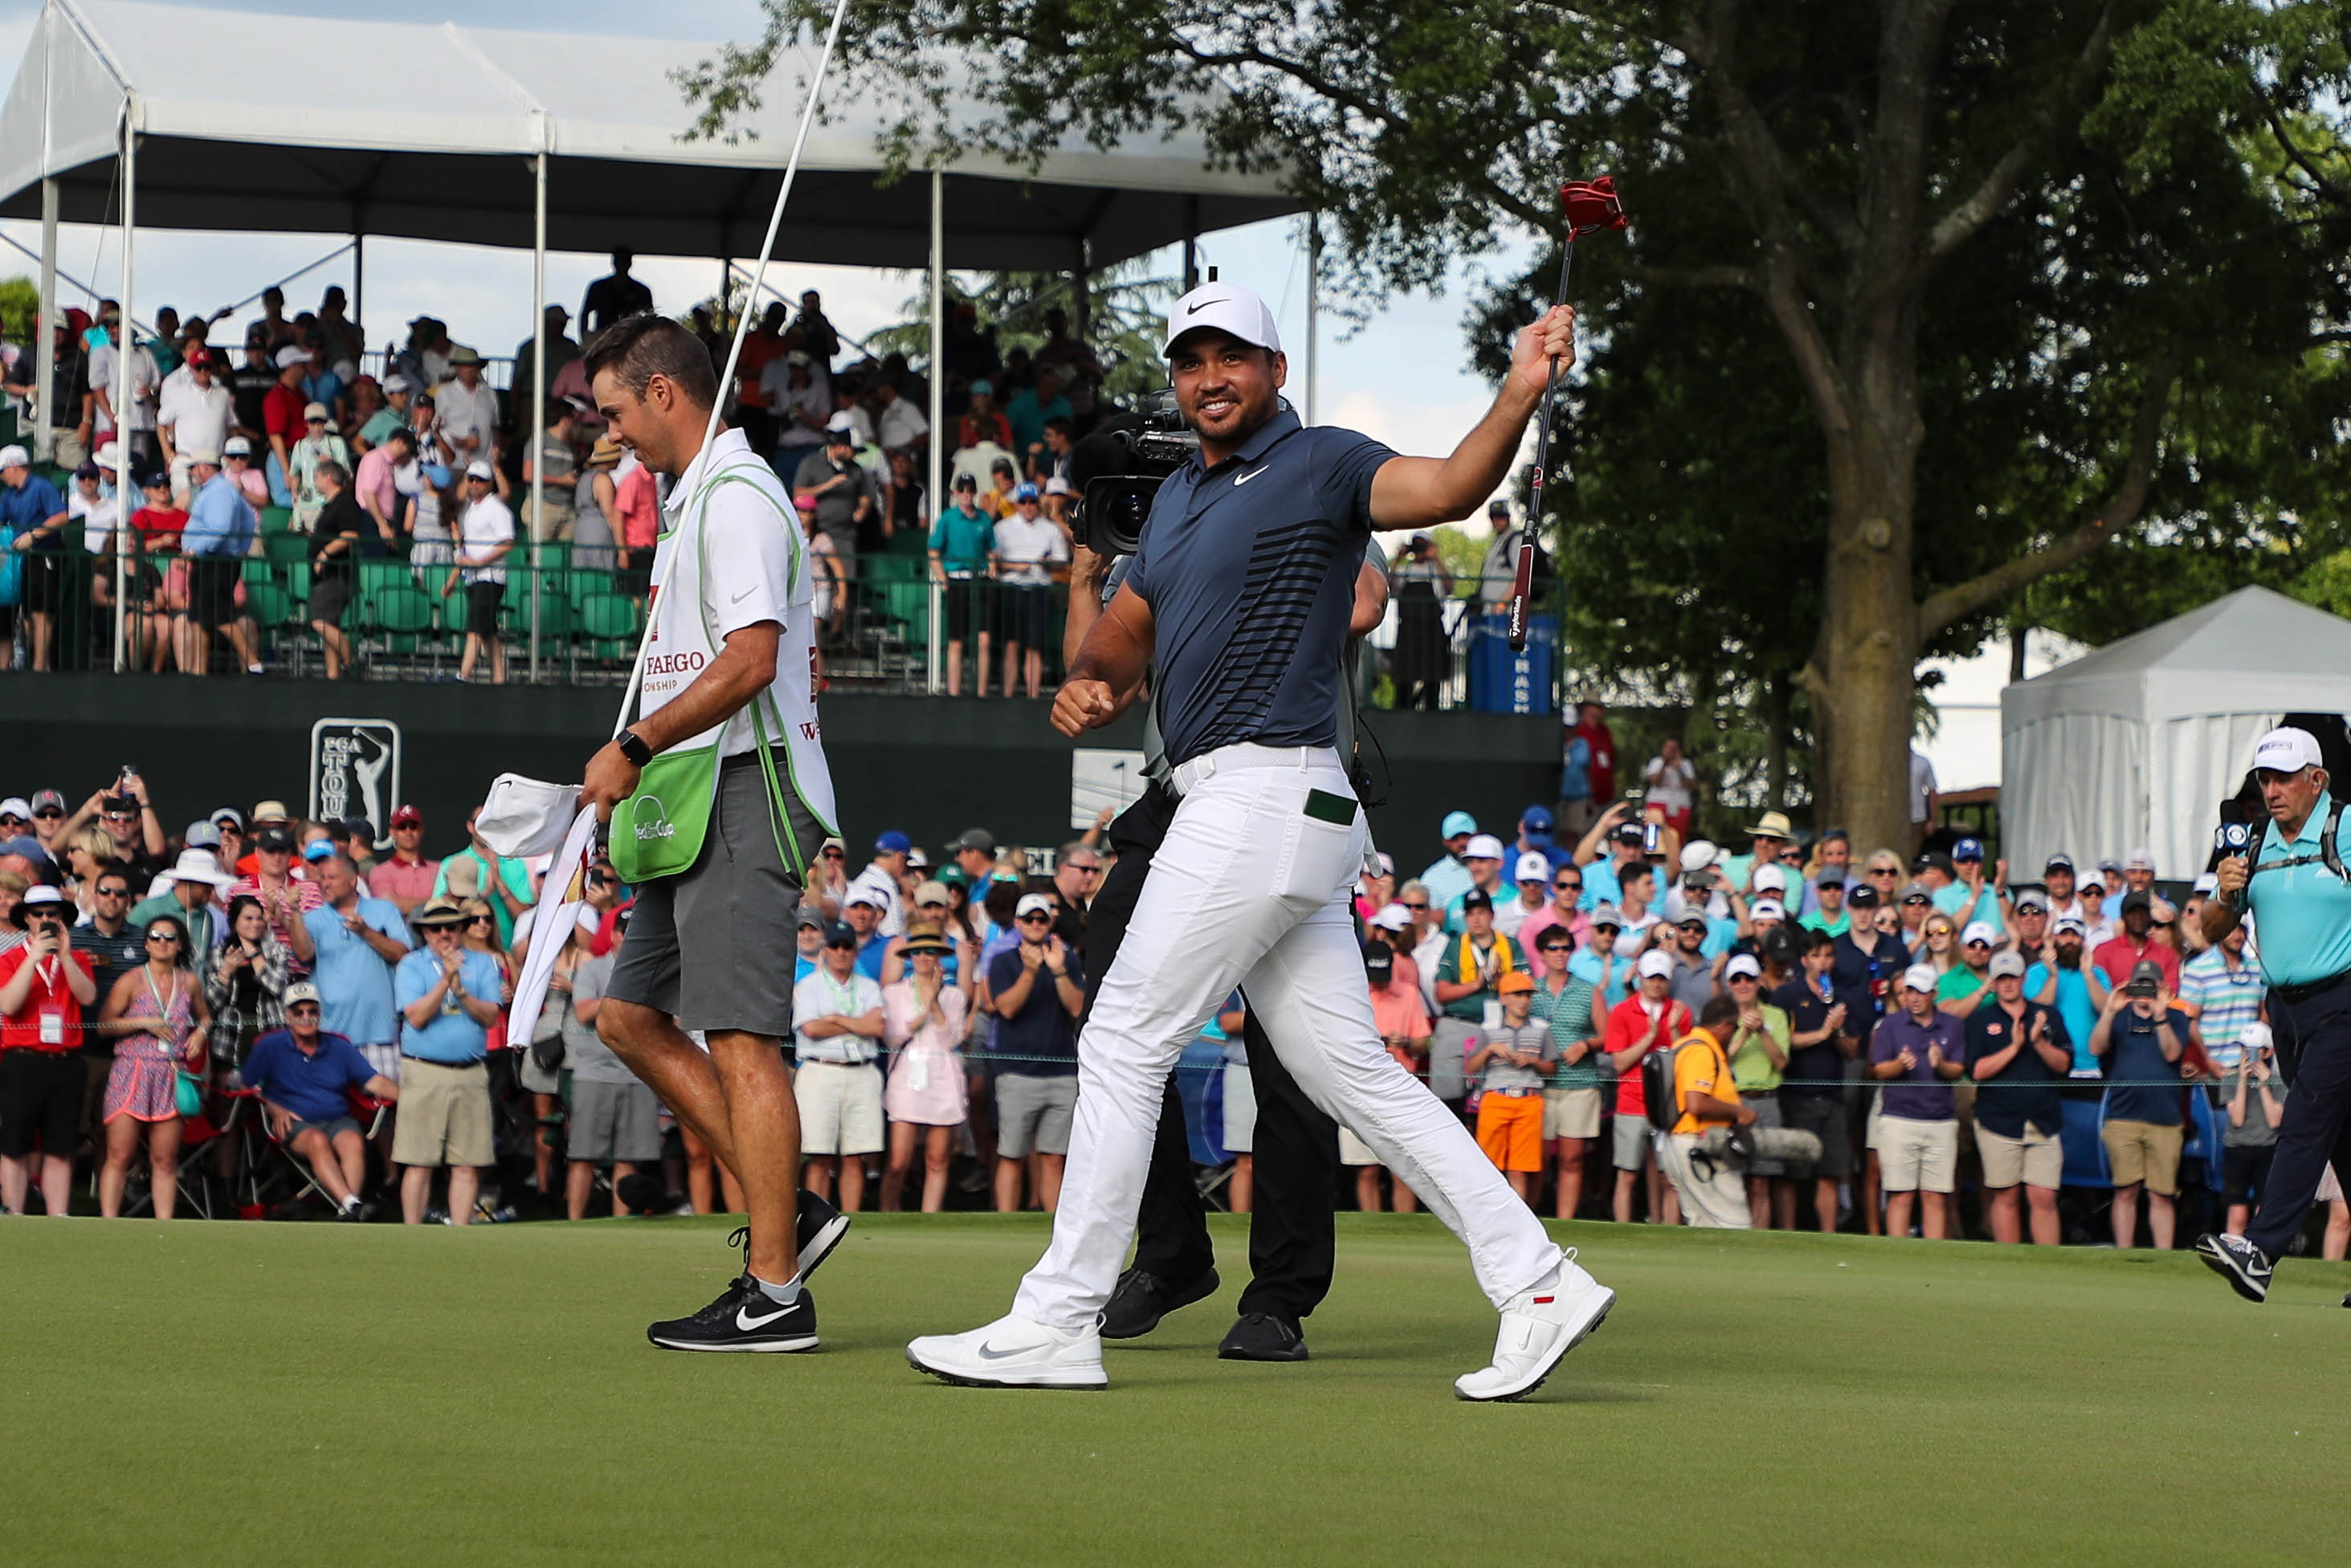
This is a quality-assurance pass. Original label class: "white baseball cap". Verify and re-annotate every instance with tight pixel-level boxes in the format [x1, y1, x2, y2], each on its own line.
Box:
[2124, 846, 2156, 872]
[826, 410, 859, 435]
[0, 444, 29, 469]
[2241, 1020, 2273, 1052]
[464, 459, 494, 480]
[1014, 892, 1056, 921]
[1463, 834, 1506, 862]
[1515, 851, 1552, 884]
[2253, 726, 2324, 774]
[1367, 903, 1413, 932]
[0, 796, 31, 820]
[1724, 953, 1761, 981]
[1752, 865, 1787, 894]
[844, 886, 888, 911]
[222, 435, 253, 457]
[1961, 921, 1998, 947]
[1902, 963, 1940, 994]
[1635, 949, 1674, 979]
[1749, 897, 1786, 921]
[2193, 872, 2218, 895]
[1679, 839, 1719, 872]
[1162, 282, 1281, 358]
[275, 343, 310, 369]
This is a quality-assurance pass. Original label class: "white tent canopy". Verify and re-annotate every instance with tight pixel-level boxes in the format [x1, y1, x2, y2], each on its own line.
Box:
[0, 0, 1299, 268]
[2000, 586, 2351, 879]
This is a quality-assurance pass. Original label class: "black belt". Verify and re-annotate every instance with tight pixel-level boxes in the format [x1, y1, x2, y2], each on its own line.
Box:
[399, 1054, 485, 1068]
[1487, 1087, 1539, 1098]
[2270, 966, 2351, 1006]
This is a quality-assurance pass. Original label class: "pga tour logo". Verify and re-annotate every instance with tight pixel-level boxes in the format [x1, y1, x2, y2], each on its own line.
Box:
[635, 795, 677, 842]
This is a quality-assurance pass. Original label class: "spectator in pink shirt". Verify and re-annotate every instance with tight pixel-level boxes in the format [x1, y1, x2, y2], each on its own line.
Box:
[1517, 863, 1589, 975]
[613, 459, 659, 601]
[352, 426, 413, 549]
[365, 805, 439, 917]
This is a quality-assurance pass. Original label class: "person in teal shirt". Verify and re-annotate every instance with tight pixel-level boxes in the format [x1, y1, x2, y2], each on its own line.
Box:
[2204, 728, 2351, 1292]
[429, 810, 533, 949]
[1798, 877, 1852, 938]
[927, 472, 997, 696]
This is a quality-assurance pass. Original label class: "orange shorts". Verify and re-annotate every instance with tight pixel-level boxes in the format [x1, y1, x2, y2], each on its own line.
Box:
[1475, 1092, 1546, 1173]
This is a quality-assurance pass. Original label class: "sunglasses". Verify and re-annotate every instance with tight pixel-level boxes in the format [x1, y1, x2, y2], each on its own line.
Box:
[1868, 868, 1899, 878]
[822, 939, 857, 951]
[144, 930, 179, 943]
[34, 808, 63, 819]
[469, 915, 495, 925]
[96, 885, 130, 899]
[821, 847, 845, 860]
[1017, 913, 1053, 925]
[1066, 864, 1100, 876]
[1965, 940, 1991, 949]
[0, 817, 25, 829]
[1401, 900, 1429, 912]
[1538, 941, 1572, 954]
[1553, 880, 1582, 891]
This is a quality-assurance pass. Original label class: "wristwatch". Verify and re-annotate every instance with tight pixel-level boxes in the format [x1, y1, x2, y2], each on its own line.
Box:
[615, 729, 653, 767]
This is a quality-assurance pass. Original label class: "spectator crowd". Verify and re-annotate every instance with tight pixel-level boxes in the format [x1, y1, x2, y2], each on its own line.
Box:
[3, 745, 2338, 1261]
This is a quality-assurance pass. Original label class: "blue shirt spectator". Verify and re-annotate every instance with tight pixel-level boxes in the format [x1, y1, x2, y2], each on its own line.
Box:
[394, 946, 504, 1063]
[2027, 933, 2107, 1074]
[0, 468, 65, 540]
[1557, 731, 1591, 807]
[2099, 1002, 2191, 1125]
[303, 895, 410, 1048]
[182, 469, 257, 556]
[987, 942, 1084, 1078]
[240, 1027, 377, 1123]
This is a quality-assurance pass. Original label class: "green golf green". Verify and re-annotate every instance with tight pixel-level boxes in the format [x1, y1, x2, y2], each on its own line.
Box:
[6, 1214, 2343, 1565]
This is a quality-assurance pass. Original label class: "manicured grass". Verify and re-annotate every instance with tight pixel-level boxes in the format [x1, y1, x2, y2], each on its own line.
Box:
[5, 1213, 2345, 1565]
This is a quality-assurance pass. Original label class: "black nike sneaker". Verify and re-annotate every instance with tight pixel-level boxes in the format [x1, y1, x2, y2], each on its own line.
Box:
[647, 1276, 819, 1352]
[1099, 1266, 1220, 1340]
[720, 1190, 849, 1289]
[1218, 1312, 1309, 1362]
[2194, 1232, 2272, 1304]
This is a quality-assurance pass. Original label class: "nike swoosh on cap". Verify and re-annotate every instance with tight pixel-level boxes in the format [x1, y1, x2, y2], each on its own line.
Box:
[1185, 297, 1228, 316]
[735, 1304, 793, 1330]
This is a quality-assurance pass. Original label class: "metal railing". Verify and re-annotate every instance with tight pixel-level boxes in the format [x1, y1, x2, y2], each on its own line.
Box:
[3, 519, 1563, 709]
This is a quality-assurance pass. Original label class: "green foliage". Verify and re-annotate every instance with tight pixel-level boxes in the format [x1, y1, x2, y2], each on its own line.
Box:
[862, 260, 1177, 402]
[0, 274, 39, 339]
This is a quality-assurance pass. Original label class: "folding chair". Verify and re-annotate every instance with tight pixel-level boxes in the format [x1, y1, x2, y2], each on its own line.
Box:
[261, 1088, 394, 1215]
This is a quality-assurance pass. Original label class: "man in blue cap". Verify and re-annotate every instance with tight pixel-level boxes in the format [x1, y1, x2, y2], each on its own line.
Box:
[1516, 805, 1573, 878]
[1419, 811, 1480, 908]
[1932, 836, 2008, 936]
[849, 830, 912, 937]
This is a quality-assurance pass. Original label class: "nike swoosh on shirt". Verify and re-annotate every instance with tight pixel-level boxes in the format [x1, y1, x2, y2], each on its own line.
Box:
[735, 1304, 794, 1330]
[731, 584, 757, 603]
[1186, 297, 1228, 315]
[1232, 466, 1267, 486]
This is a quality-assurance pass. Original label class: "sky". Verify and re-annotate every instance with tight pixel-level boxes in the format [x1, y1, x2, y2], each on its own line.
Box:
[0, 0, 1521, 498]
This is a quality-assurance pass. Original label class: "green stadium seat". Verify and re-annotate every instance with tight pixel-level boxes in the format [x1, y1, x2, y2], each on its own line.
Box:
[265, 533, 308, 566]
[369, 584, 437, 635]
[260, 505, 295, 534]
[242, 557, 276, 586]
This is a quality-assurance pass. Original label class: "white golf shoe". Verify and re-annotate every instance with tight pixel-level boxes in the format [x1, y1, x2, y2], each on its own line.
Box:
[1453, 1252, 1614, 1403]
[906, 1313, 1108, 1390]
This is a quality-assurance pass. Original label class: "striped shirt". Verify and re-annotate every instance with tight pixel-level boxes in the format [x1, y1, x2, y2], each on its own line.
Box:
[1529, 974, 1602, 1089]
[2180, 946, 2264, 1070]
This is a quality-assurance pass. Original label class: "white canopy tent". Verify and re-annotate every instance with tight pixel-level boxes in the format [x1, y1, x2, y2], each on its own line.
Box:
[1999, 586, 2351, 878]
[1, 0, 1308, 678]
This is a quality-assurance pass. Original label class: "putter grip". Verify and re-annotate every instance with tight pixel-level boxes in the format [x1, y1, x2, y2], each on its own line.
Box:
[1504, 541, 1534, 651]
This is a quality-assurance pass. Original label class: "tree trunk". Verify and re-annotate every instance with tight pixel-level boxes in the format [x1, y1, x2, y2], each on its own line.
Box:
[1763, 672, 1792, 815]
[1806, 386, 1922, 859]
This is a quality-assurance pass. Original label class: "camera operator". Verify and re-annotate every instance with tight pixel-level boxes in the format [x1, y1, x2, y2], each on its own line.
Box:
[2197, 728, 2351, 1300]
[1655, 992, 1754, 1230]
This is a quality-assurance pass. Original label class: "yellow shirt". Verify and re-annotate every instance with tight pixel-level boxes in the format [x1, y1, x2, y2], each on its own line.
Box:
[1671, 1026, 1739, 1136]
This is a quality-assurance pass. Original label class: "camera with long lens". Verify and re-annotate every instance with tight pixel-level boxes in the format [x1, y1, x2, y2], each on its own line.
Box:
[1067, 390, 1201, 557]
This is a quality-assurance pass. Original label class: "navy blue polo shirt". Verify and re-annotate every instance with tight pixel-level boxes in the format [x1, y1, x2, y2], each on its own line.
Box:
[239, 1028, 377, 1123]
[1963, 1000, 2065, 1140]
[1124, 408, 1393, 766]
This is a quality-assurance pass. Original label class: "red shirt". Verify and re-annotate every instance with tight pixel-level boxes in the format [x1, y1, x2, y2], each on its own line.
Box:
[1602, 993, 1688, 1118]
[2092, 933, 2181, 993]
[263, 382, 308, 447]
[0, 946, 98, 1053]
[1577, 719, 1617, 802]
[133, 504, 187, 543]
[614, 467, 660, 549]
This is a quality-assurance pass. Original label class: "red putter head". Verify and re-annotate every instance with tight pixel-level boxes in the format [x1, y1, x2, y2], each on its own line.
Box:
[1560, 177, 1629, 236]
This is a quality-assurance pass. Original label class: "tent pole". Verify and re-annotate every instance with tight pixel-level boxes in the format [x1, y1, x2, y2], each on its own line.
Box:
[529, 148, 548, 685]
[352, 232, 365, 348]
[1304, 216, 1319, 426]
[36, 179, 58, 463]
[1182, 197, 1199, 292]
[926, 167, 944, 697]
[115, 108, 137, 672]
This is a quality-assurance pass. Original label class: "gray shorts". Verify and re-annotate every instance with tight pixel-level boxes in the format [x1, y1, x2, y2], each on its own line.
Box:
[607, 749, 826, 1037]
[996, 1072, 1077, 1158]
[569, 1076, 663, 1164]
[1612, 1112, 1655, 1172]
[1744, 1092, 1786, 1177]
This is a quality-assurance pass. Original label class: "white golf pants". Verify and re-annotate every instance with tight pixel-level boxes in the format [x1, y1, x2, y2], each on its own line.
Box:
[1010, 744, 1564, 1332]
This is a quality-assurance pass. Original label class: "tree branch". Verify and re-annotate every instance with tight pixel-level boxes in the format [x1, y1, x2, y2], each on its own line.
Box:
[1627, 263, 1759, 292]
[1915, 353, 2178, 638]
[1924, 0, 2120, 262]
[2259, 95, 2351, 209]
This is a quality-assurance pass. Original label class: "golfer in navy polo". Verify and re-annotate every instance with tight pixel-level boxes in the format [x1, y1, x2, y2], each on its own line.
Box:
[908, 282, 1614, 1401]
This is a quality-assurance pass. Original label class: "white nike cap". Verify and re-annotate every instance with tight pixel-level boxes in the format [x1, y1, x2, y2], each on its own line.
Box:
[1163, 283, 1281, 358]
[2253, 726, 2324, 774]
